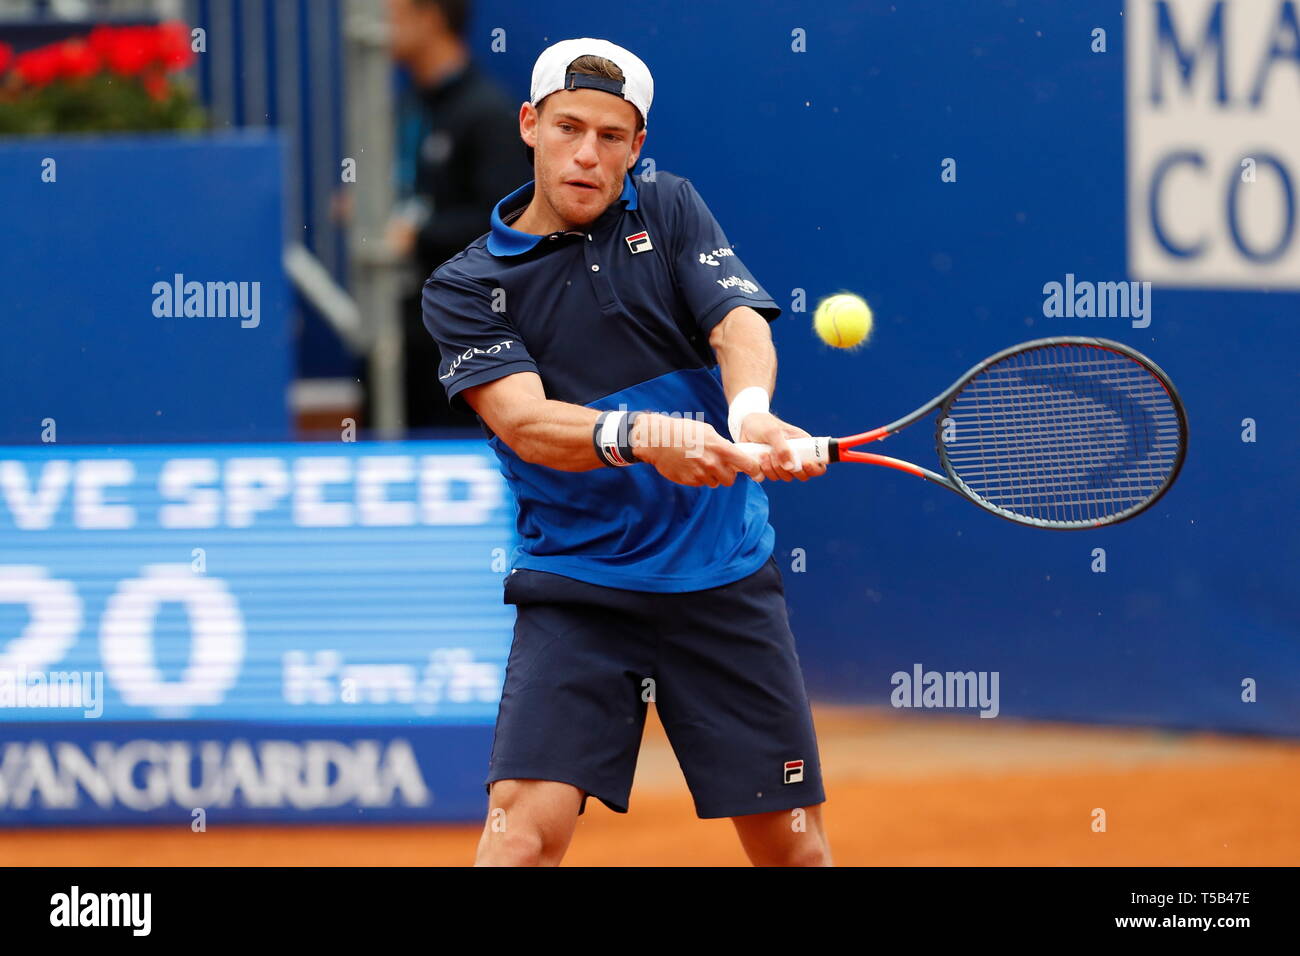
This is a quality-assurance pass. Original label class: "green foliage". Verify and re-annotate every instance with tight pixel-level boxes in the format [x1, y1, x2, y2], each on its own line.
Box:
[0, 74, 206, 136]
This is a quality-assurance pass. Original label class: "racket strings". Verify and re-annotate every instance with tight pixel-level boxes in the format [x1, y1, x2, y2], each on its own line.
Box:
[940, 344, 1182, 524]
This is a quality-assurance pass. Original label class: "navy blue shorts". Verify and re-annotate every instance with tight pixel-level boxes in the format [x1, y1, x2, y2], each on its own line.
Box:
[486, 554, 825, 819]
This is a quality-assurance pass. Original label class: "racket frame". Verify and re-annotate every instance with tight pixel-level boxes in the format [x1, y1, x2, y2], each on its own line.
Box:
[825, 336, 1189, 529]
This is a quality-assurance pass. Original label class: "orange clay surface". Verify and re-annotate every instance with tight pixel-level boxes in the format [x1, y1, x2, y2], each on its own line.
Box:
[3, 705, 1298, 866]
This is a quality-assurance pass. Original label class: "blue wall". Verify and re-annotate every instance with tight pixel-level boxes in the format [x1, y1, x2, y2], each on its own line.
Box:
[0, 132, 291, 443]
[469, 0, 1299, 734]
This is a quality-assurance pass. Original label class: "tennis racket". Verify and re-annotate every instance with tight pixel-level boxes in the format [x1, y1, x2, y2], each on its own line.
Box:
[736, 336, 1188, 529]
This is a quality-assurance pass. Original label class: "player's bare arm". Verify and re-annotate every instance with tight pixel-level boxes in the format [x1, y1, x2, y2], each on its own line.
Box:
[461, 371, 765, 487]
[709, 305, 829, 483]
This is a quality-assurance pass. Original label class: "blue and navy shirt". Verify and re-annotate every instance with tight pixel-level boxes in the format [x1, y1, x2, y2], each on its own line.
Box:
[422, 170, 781, 592]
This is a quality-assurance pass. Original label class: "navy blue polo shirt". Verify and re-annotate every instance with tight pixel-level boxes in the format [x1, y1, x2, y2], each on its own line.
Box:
[421, 170, 781, 592]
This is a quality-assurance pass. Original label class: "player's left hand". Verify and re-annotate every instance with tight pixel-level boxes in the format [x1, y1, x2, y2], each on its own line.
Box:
[737, 413, 828, 482]
[385, 217, 418, 259]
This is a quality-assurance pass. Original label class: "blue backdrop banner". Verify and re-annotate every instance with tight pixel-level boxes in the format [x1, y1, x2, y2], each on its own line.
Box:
[0, 440, 515, 824]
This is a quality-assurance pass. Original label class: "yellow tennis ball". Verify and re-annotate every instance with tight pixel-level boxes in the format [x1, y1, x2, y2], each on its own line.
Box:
[813, 293, 873, 349]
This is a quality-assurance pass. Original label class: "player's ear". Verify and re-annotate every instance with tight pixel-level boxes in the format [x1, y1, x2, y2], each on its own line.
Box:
[627, 127, 647, 169]
[519, 101, 538, 148]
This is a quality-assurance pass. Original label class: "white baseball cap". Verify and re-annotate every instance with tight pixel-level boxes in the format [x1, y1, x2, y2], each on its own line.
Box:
[530, 38, 654, 128]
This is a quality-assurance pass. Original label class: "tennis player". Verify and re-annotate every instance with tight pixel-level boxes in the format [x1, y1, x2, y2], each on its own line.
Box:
[422, 38, 832, 866]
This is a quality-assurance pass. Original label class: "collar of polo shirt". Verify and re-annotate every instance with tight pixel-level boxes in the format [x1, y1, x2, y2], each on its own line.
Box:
[487, 173, 640, 257]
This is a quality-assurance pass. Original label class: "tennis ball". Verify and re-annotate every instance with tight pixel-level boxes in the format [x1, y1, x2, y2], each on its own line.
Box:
[813, 293, 873, 349]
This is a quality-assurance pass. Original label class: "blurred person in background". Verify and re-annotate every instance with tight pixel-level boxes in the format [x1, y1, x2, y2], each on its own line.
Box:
[370, 0, 530, 429]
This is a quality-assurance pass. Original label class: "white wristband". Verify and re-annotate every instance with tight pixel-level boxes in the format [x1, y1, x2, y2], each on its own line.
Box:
[728, 386, 770, 442]
[596, 410, 635, 466]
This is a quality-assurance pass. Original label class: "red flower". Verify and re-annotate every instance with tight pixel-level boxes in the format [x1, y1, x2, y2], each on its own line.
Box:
[142, 72, 170, 102]
[15, 47, 61, 87]
[57, 40, 101, 80]
[87, 25, 118, 57]
[156, 21, 194, 71]
[0, 42, 13, 75]
[104, 25, 155, 76]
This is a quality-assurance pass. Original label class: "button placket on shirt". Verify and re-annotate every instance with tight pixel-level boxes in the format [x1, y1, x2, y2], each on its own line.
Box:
[584, 228, 620, 314]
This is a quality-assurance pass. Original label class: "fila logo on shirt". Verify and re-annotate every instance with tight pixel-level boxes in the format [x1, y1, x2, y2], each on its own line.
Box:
[625, 231, 653, 254]
[783, 759, 804, 784]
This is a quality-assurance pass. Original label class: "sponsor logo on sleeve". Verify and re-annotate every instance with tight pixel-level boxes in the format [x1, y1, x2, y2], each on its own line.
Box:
[440, 339, 516, 380]
[697, 247, 735, 266]
[716, 275, 759, 294]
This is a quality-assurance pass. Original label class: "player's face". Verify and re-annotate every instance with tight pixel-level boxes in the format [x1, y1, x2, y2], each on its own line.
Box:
[522, 89, 645, 228]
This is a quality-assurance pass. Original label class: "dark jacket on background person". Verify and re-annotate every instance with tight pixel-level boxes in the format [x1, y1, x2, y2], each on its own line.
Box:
[386, 59, 531, 429]
[397, 60, 531, 285]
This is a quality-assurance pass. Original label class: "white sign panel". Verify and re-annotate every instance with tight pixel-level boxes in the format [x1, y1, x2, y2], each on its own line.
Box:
[1126, 0, 1300, 287]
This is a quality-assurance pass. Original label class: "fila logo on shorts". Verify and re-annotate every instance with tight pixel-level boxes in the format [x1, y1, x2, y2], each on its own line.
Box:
[625, 230, 653, 254]
[783, 759, 804, 784]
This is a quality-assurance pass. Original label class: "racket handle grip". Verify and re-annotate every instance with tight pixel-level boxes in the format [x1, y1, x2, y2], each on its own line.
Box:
[734, 436, 833, 465]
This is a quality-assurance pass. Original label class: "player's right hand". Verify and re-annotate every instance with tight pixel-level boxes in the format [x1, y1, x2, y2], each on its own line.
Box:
[632, 413, 765, 488]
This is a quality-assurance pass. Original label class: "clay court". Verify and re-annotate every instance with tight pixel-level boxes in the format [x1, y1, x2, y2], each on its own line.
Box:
[6, 705, 1298, 867]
